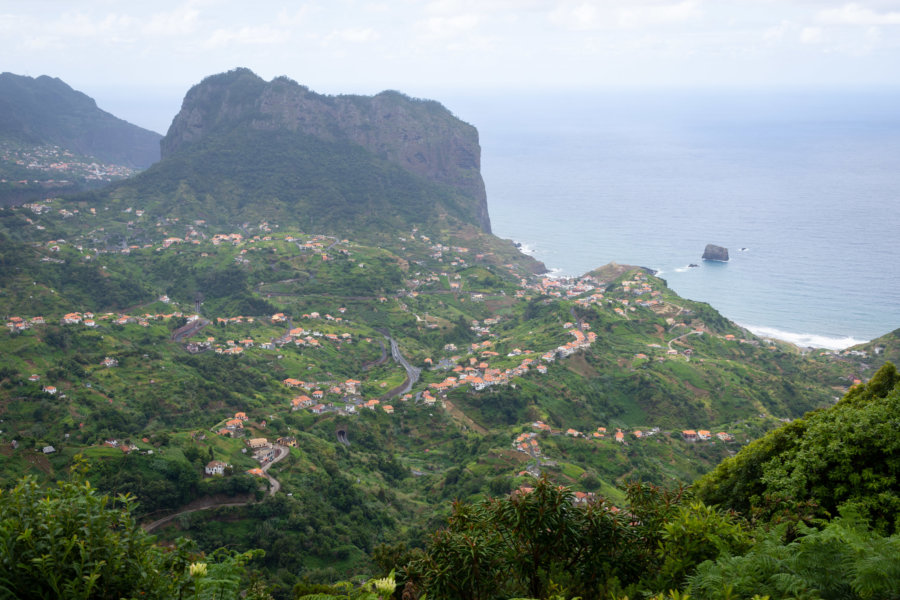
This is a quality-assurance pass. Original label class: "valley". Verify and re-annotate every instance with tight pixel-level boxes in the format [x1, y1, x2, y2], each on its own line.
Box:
[1, 69, 898, 599]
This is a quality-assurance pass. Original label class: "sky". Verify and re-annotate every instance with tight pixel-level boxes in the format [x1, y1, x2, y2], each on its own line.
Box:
[3, 0, 900, 132]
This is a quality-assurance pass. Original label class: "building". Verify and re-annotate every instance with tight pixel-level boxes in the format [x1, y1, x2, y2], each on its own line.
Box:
[205, 460, 228, 476]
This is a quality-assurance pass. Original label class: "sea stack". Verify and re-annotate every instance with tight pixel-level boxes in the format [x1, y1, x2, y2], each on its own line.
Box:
[702, 244, 729, 262]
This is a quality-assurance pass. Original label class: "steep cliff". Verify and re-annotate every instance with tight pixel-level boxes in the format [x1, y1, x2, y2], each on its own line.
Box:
[161, 69, 491, 233]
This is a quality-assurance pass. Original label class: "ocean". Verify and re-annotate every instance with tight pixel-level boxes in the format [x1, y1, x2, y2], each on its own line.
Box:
[445, 88, 900, 349]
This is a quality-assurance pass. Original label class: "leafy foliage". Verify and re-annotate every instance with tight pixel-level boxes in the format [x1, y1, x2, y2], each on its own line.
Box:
[687, 515, 900, 600]
[693, 362, 900, 533]
[0, 458, 268, 600]
[408, 478, 728, 600]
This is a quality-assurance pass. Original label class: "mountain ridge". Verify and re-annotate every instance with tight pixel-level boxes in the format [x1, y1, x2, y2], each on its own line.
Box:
[161, 68, 491, 233]
[0, 72, 162, 168]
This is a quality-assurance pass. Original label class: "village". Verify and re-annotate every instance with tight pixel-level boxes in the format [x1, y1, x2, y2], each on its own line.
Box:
[3, 204, 866, 489]
[1, 142, 138, 184]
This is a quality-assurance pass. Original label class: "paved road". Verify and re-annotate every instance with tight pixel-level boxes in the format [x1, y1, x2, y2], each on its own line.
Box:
[373, 331, 421, 401]
[362, 339, 388, 370]
[142, 500, 252, 533]
[668, 330, 704, 358]
[260, 444, 288, 495]
[172, 318, 210, 342]
[388, 336, 421, 394]
[142, 444, 289, 532]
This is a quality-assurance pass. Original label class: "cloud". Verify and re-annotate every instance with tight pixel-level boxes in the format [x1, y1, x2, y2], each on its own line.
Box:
[817, 3, 900, 25]
[204, 25, 291, 48]
[418, 13, 482, 39]
[800, 26, 825, 43]
[143, 3, 200, 36]
[618, 1, 702, 28]
[762, 20, 791, 43]
[548, 1, 702, 31]
[325, 27, 380, 44]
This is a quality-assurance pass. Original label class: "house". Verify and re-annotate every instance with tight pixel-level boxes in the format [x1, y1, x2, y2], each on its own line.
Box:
[614, 430, 625, 443]
[205, 460, 227, 476]
[254, 446, 275, 463]
[101, 357, 118, 368]
[716, 432, 734, 442]
[311, 403, 326, 414]
[42, 445, 56, 454]
[248, 438, 269, 449]
[573, 491, 596, 506]
[28, 374, 40, 382]
[697, 430, 711, 441]
[277, 436, 297, 447]
[225, 418, 243, 430]
[291, 395, 313, 410]
[382, 405, 394, 414]
[43, 385, 57, 395]
[234, 411, 248, 421]
[682, 430, 697, 441]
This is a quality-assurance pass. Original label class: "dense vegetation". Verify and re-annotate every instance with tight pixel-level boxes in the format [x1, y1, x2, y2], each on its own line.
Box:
[394, 363, 900, 599]
[5, 362, 898, 600]
[694, 361, 900, 533]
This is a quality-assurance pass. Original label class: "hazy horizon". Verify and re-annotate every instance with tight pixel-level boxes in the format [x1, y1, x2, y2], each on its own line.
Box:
[4, 0, 900, 133]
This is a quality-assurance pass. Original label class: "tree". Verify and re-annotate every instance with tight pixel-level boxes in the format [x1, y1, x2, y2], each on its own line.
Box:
[0, 458, 175, 599]
[411, 477, 686, 600]
[0, 457, 263, 600]
[694, 362, 900, 533]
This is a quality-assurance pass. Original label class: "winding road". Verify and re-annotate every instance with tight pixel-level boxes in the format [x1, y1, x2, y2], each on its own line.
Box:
[374, 330, 421, 401]
[668, 330, 704, 359]
[142, 444, 288, 533]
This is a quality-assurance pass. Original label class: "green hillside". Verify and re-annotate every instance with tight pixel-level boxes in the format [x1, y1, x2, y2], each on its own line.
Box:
[0, 192, 887, 592]
[74, 126, 488, 240]
[0, 72, 161, 167]
[1, 71, 897, 597]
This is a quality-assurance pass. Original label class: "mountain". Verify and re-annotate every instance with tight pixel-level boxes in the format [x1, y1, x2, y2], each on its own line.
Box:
[0, 73, 161, 168]
[85, 68, 492, 238]
[2, 71, 896, 591]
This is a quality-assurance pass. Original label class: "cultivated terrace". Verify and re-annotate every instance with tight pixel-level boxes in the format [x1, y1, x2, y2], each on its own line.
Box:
[0, 195, 893, 582]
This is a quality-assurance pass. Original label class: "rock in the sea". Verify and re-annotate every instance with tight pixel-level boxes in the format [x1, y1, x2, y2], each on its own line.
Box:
[702, 244, 729, 262]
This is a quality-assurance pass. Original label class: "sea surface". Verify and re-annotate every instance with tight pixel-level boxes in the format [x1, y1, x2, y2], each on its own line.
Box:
[445, 88, 900, 349]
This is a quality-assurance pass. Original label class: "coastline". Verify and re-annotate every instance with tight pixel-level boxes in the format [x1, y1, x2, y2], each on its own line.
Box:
[511, 239, 869, 351]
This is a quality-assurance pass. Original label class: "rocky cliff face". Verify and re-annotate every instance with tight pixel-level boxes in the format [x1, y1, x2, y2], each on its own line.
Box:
[161, 69, 491, 233]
